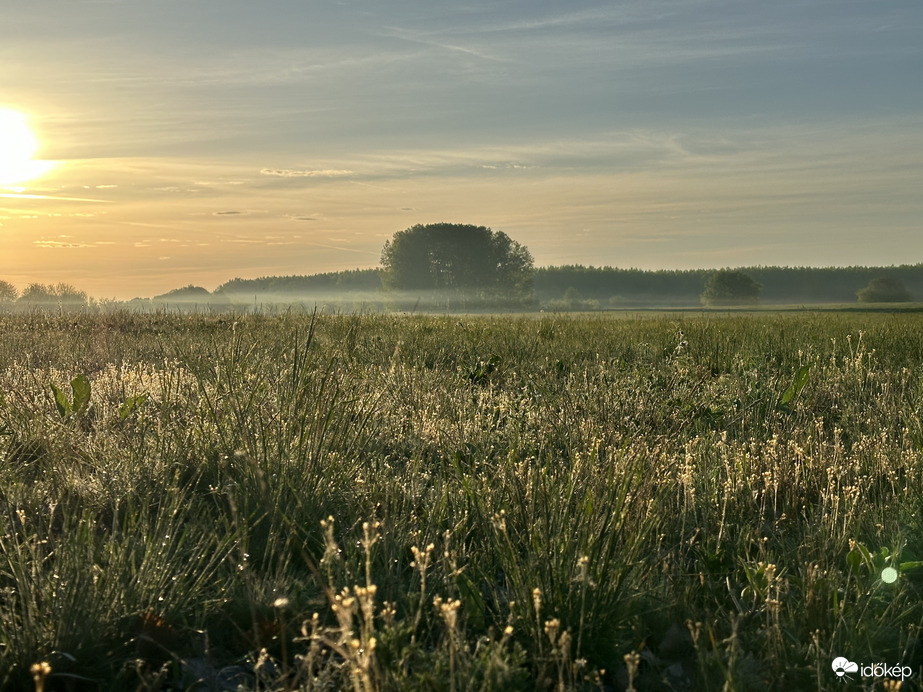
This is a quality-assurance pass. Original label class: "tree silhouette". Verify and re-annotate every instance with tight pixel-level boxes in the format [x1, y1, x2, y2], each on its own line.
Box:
[17, 282, 88, 306]
[700, 270, 761, 306]
[0, 280, 17, 303]
[380, 223, 533, 304]
[857, 277, 912, 303]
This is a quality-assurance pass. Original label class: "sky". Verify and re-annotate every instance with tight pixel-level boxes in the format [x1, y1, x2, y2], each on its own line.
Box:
[1, 0, 921, 299]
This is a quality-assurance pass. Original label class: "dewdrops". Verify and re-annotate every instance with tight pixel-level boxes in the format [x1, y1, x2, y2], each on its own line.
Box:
[491, 510, 507, 532]
[410, 543, 435, 568]
[434, 596, 461, 630]
[31, 662, 51, 692]
[543, 617, 561, 644]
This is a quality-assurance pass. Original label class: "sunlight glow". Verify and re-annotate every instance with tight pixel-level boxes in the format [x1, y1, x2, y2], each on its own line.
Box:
[0, 108, 56, 185]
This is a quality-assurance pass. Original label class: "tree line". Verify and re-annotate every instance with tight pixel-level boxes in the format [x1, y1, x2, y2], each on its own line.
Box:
[3, 224, 921, 310]
[210, 224, 923, 308]
[534, 264, 923, 306]
[204, 263, 923, 309]
[0, 281, 89, 306]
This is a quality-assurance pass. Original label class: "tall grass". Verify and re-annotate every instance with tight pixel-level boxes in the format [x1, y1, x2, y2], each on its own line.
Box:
[0, 310, 921, 689]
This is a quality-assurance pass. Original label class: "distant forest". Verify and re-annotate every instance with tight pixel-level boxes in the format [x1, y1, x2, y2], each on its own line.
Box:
[215, 269, 384, 296]
[532, 265, 923, 306]
[179, 264, 923, 309]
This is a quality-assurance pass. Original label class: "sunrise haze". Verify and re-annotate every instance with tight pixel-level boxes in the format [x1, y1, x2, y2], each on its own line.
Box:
[2, 0, 921, 300]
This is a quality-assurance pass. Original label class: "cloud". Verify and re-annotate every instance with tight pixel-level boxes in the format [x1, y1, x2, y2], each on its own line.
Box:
[260, 168, 353, 178]
[380, 26, 511, 64]
[0, 192, 110, 203]
[34, 239, 92, 248]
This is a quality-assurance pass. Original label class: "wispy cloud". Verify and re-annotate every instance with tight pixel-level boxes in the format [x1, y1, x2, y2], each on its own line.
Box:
[34, 238, 93, 248]
[302, 241, 380, 256]
[260, 168, 354, 178]
[379, 26, 511, 63]
[0, 192, 111, 203]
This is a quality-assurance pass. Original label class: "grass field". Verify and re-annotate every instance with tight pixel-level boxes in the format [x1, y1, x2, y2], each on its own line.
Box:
[1, 309, 922, 691]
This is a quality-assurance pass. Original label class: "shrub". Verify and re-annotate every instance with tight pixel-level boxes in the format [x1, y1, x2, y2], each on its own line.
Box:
[17, 282, 88, 306]
[0, 280, 17, 303]
[700, 270, 761, 306]
[857, 277, 912, 303]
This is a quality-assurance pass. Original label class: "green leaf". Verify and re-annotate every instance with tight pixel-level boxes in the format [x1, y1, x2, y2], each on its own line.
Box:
[847, 543, 880, 576]
[70, 374, 91, 413]
[872, 550, 890, 572]
[118, 393, 149, 420]
[456, 572, 487, 631]
[51, 383, 71, 419]
[780, 365, 811, 406]
[899, 560, 923, 571]
[847, 546, 870, 574]
[468, 354, 501, 384]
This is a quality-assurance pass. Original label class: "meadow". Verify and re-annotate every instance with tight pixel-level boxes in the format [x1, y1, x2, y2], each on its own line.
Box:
[1, 309, 922, 691]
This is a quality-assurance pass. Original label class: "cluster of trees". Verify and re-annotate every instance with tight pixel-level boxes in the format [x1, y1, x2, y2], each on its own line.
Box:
[202, 224, 535, 310]
[214, 269, 383, 297]
[144, 221, 920, 309]
[379, 223, 534, 307]
[0, 281, 88, 307]
[700, 270, 762, 306]
[3, 223, 919, 311]
[535, 266, 706, 306]
[856, 277, 912, 303]
[534, 265, 920, 307]
[371, 225, 920, 307]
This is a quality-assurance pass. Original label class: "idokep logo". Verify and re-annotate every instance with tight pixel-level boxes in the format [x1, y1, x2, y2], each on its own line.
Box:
[832, 657, 913, 683]
[832, 658, 858, 681]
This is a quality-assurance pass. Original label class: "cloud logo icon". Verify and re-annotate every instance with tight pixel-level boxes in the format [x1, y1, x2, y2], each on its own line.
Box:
[832, 657, 859, 678]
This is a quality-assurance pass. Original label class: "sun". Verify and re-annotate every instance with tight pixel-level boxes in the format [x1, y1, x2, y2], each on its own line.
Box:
[0, 108, 56, 185]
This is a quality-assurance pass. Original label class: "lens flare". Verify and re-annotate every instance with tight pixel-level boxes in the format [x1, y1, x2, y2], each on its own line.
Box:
[0, 108, 56, 185]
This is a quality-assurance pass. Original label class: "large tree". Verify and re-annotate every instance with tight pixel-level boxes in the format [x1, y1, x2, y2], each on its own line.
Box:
[0, 280, 17, 303]
[700, 270, 761, 306]
[380, 223, 534, 302]
[857, 276, 912, 303]
[17, 282, 88, 306]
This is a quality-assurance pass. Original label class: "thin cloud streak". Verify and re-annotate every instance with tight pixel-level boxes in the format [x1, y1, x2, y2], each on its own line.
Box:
[260, 169, 354, 178]
[0, 192, 111, 203]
